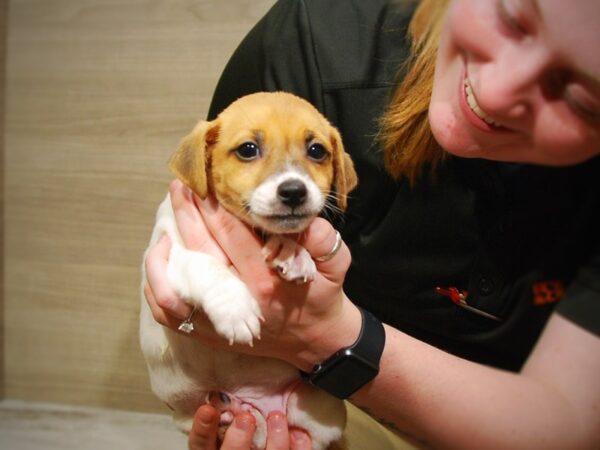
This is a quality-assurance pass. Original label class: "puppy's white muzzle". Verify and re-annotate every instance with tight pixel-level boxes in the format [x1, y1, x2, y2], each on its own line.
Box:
[248, 169, 325, 234]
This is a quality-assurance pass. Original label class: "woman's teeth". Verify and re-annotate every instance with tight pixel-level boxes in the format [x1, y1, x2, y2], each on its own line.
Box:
[464, 78, 502, 128]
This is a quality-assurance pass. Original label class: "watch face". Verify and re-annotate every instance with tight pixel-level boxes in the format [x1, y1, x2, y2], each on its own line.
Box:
[312, 352, 379, 399]
[304, 309, 385, 399]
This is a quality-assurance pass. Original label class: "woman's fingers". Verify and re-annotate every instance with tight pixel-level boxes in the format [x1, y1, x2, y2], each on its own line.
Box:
[144, 234, 192, 320]
[143, 282, 188, 329]
[196, 196, 276, 296]
[187, 407, 312, 450]
[220, 412, 257, 450]
[195, 197, 350, 291]
[299, 217, 351, 284]
[189, 405, 219, 450]
[170, 180, 230, 264]
[266, 413, 312, 450]
[189, 406, 257, 450]
[144, 180, 235, 323]
[265, 413, 289, 449]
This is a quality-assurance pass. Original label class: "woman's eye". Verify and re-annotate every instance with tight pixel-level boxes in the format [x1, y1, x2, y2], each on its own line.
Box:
[235, 142, 261, 161]
[307, 143, 328, 162]
[497, 0, 528, 36]
[554, 73, 600, 123]
[565, 89, 600, 123]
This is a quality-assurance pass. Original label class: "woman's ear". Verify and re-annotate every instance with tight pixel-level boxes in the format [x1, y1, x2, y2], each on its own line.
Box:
[169, 120, 220, 199]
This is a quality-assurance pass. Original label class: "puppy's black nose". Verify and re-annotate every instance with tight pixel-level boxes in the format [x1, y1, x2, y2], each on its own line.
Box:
[277, 179, 307, 208]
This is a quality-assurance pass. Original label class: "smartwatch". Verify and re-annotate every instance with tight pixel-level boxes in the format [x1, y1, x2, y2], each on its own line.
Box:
[300, 307, 386, 399]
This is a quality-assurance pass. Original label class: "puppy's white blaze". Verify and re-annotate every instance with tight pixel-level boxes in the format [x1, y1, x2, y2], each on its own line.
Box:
[248, 167, 325, 219]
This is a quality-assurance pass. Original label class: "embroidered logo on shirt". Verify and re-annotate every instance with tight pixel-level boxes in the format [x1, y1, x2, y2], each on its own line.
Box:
[532, 280, 565, 305]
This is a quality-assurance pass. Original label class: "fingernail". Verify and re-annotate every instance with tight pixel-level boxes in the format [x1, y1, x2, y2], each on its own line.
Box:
[234, 412, 256, 432]
[197, 404, 218, 427]
[199, 413, 216, 427]
[267, 412, 287, 433]
[169, 179, 183, 193]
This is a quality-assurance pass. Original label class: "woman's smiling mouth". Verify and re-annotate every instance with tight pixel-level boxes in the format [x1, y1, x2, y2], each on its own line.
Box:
[464, 77, 503, 128]
[459, 68, 515, 134]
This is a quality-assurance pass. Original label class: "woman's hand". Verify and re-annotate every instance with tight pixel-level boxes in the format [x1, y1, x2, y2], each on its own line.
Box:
[143, 180, 362, 370]
[188, 405, 312, 450]
[143, 180, 231, 324]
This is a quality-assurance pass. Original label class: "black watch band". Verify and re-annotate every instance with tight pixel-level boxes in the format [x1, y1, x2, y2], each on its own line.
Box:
[300, 307, 386, 399]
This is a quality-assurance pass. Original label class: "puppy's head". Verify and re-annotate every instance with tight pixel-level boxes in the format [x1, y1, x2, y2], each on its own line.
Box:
[169, 92, 357, 234]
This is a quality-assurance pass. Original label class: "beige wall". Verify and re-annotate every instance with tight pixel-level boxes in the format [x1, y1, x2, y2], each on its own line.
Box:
[3, 0, 275, 413]
[1, 0, 6, 402]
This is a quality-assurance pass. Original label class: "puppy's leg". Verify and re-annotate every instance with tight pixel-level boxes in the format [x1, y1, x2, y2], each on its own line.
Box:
[263, 236, 317, 283]
[286, 383, 346, 450]
[167, 242, 263, 345]
[173, 411, 194, 434]
[148, 194, 261, 345]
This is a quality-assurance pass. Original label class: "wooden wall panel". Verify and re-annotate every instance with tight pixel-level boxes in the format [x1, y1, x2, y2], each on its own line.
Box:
[0, 0, 7, 402]
[4, 0, 275, 412]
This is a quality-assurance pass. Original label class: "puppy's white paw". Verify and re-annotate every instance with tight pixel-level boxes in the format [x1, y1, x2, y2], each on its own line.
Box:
[205, 278, 263, 345]
[263, 236, 316, 283]
[276, 247, 317, 283]
[167, 246, 263, 346]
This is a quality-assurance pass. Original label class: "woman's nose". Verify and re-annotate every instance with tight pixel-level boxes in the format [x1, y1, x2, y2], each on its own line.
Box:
[476, 43, 554, 123]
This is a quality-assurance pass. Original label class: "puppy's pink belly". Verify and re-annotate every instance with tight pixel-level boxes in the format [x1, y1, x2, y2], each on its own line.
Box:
[212, 379, 301, 423]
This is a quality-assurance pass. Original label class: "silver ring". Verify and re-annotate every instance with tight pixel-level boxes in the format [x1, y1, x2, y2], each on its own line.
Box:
[178, 307, 197, 334]
[315, 230, 342, 262]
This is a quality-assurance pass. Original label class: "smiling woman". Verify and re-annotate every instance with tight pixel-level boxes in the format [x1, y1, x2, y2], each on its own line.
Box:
[429, 0, 600, 165]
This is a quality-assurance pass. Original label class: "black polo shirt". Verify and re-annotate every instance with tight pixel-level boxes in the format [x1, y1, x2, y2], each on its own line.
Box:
[207, 0, 600, 370]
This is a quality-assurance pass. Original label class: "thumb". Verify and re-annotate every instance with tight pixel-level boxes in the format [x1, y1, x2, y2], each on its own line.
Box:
[188, 405, 219, 450]
[300, 218, 350, 283]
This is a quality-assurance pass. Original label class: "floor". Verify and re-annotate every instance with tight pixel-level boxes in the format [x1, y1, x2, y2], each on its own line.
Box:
[0, 400, 187, 450]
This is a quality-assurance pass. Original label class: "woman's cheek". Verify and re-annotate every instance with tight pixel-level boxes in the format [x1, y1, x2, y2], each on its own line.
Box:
[532, 109, 600, 165]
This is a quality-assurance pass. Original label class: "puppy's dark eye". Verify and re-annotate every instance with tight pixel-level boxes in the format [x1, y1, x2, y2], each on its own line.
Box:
[235, 142, 261, 161]
[307, 143, 328, 162]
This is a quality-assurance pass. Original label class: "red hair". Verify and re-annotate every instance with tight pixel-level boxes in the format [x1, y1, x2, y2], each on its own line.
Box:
[379, 0, 450, 183]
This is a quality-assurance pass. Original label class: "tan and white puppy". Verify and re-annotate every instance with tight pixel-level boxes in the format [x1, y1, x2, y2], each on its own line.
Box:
[140, 92, 357, 450]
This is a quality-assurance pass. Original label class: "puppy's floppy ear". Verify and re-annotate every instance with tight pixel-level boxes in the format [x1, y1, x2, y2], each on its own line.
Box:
[330, 127, 358, 211]
[169, 120, 219, 199]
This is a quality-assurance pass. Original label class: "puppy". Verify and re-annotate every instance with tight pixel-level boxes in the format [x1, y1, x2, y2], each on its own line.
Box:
[140, 92, 357, 450]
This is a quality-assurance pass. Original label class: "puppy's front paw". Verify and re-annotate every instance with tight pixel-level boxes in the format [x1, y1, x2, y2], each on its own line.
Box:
[167, 247, 263, 346]
[276, 247, 317, 284]
[263, 236, 316, 283]
[204, 278, 263, 346]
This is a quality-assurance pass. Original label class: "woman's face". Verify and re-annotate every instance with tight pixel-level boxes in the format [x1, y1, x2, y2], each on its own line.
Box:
[429, 0, 600, 165]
